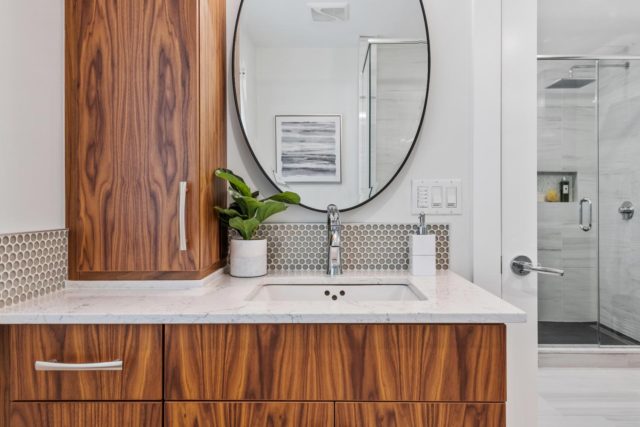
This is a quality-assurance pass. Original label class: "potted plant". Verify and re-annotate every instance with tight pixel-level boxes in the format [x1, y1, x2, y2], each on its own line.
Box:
[214, 169, 301, 277]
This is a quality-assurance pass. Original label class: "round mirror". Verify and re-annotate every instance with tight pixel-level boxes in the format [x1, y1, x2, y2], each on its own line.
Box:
[233, 0, 430, 211]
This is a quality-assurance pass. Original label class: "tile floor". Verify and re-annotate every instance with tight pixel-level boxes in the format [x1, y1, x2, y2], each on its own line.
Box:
[539, 367, 640, 426]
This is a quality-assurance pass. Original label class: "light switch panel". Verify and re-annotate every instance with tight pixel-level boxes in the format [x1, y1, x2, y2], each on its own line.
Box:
[412, 179, 462, 215]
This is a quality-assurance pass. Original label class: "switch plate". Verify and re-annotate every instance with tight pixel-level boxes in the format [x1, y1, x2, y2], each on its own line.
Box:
[412, 179, 462, 215]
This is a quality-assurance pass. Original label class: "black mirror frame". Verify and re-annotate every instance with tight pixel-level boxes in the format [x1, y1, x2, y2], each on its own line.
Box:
[231, 0, 431, 213]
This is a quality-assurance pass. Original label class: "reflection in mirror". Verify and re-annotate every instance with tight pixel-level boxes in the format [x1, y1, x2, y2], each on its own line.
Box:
[234, 0, 430, 211]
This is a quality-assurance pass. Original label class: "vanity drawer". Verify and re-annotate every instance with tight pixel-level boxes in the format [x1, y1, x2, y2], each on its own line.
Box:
[10, 325, 163, 401]
[10, 402, 162, 427]
[164, 324, 506, 402]
[335, 403, 505, 427]
[165, 402, 334, 427]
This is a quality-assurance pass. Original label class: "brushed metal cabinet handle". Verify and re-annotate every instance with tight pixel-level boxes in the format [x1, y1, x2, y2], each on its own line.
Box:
[179, 181, 188, 251]
[35, 359, 123, 371]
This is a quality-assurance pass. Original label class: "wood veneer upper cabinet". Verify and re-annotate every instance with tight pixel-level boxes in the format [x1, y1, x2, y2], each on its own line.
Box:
[65, 0, 227, 280]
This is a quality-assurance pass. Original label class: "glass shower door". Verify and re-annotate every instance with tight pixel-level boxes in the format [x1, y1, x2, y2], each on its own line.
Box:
[598, 59, 640, 346]
[537, 59, 600, 345]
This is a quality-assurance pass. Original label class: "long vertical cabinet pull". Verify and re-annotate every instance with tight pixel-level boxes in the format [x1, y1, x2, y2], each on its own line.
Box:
[179, 182, 188, 251]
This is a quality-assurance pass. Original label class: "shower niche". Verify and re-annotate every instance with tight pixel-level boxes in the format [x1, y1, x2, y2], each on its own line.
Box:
[537, 171, 577, 203]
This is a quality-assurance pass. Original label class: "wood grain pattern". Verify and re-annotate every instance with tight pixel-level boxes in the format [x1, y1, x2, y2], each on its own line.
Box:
[164, 324, 506, 402]
[66, 0, 199, 274]
[199, 0, 228, 270]
[76, 261, 223, 281]
[0, 327, 9, 427]
[10, 325, 162, 401]
[165, 402, 334, 427]
[10, 403, 162, 427]
[335, 403, 505, 427]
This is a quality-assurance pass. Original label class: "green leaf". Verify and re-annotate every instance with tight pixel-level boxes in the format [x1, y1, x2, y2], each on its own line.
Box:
[229, 217, 261, 240]
[256, 201, 288, 222]
[264, 191, 301, 205]
[235, 196, 263, 218]
[214, 207, 241, 217]
[214, 207, 241, 224]
[215, 169, 252, 197]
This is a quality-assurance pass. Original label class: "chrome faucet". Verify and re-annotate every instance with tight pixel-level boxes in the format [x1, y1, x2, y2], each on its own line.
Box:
[326, 204, 343, 276]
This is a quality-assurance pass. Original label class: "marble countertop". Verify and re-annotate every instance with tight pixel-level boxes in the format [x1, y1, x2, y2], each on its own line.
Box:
[0, 270, 526, 324]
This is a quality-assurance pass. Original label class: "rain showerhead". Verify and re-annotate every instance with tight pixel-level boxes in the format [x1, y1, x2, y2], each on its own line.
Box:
[546, 78, 595, 89]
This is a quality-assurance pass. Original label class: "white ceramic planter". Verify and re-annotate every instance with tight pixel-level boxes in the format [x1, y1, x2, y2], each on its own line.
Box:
[229, 238, 268, 278]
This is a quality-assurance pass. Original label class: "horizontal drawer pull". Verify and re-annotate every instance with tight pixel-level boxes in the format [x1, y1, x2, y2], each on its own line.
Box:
[34, 359, 123, 372]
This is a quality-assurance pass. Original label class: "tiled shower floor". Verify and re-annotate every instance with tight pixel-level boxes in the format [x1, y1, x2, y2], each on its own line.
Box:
[539, 321, 640, 346]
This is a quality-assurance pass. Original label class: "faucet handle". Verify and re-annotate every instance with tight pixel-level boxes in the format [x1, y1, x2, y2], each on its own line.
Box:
[327, 204, 340, 224]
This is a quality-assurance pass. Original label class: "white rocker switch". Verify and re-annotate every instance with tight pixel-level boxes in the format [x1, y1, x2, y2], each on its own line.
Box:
[446, 186, 458, 208]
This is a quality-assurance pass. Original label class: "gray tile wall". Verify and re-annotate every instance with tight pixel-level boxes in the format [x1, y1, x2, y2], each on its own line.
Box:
[0, 229, 67, 309]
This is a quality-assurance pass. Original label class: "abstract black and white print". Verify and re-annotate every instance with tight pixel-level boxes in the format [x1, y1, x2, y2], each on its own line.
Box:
[276, 115, 341, 182]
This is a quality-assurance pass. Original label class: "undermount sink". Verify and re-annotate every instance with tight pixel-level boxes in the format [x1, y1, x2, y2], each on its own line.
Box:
[246, 283, 427, 302]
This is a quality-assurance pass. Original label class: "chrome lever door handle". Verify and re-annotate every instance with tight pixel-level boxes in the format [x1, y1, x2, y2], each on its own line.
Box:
[579, 198, 593, 231]
[510, 255, 565, 277]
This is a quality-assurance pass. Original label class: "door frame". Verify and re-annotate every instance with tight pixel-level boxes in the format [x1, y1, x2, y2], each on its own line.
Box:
[472, 0, 538, 426]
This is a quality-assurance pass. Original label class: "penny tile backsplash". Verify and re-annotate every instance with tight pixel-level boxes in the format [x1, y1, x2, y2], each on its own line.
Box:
[244, 223, 450, 272]
[0, 229, 67, 308]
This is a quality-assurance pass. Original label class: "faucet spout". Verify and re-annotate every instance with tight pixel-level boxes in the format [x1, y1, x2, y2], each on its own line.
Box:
[326, 204, 343, 276]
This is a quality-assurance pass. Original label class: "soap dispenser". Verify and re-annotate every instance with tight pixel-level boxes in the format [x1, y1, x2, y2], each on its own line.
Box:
[410, 213, 436, 276]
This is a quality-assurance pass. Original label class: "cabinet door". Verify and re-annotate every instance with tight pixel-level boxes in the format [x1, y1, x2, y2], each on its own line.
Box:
[164, 324, 506, 402]
[66, 0, 200, 275]
[335, 403, 505, 427]
[165, 402, 334, 427]
[10, 403, 162, 427]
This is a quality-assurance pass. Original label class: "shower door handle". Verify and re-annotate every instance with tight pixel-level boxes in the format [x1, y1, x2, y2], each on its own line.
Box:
[579, 198, 593, 232]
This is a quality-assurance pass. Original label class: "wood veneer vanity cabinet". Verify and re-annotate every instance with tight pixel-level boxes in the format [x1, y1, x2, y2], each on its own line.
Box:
[65, 0, 227, 280]
[1, 323, 505, 427]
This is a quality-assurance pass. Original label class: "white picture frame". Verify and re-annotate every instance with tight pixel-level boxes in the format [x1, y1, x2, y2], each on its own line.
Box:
[275, 115, 342, 183]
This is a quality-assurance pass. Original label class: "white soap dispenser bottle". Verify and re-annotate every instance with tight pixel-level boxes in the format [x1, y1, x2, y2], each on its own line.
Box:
[410, 213, 436, 276]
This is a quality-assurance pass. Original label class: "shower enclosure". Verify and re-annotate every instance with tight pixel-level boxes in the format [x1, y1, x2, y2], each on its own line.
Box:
[358, 39, 429, 201]
[538, 55, 640, 346]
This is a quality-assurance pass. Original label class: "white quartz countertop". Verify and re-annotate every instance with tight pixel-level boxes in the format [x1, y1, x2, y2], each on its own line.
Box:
[0, 270, 526, 324]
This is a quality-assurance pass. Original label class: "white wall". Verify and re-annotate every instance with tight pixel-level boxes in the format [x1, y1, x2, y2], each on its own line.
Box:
[539, 0, 640, 56]
[227, 0, 474, 278]
[0, 0, 65, 234]
[250, 46, 361, 208]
